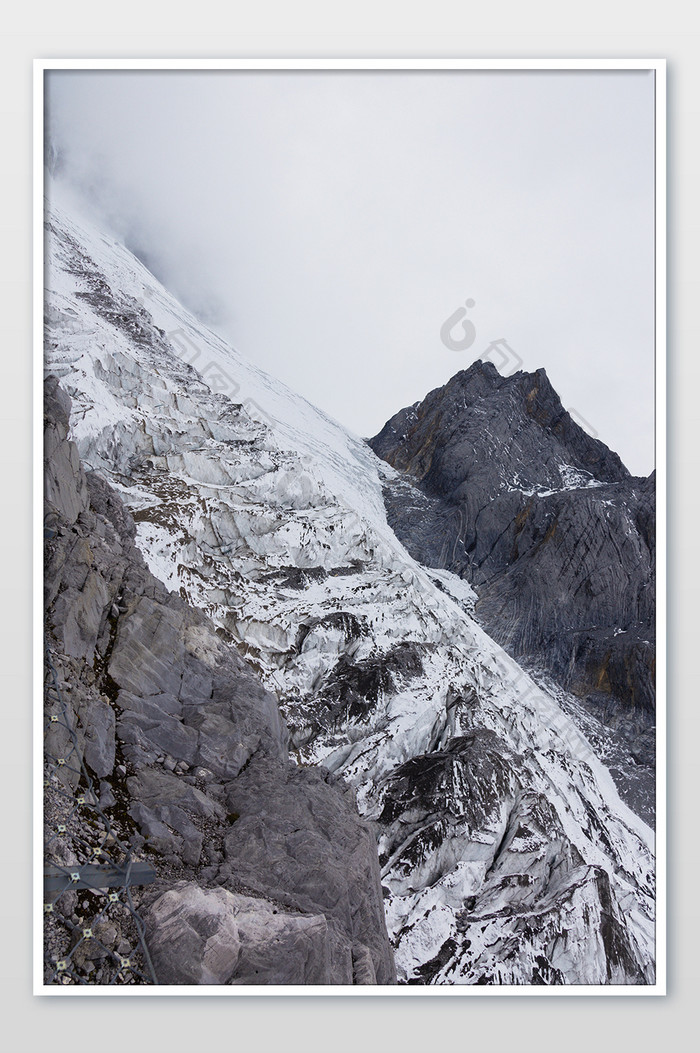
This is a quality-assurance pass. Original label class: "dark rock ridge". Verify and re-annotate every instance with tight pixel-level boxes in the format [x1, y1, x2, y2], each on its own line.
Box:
[369, 361, 655, 817]
[43, 204, 656, 986]
[44, 376, 396, 986]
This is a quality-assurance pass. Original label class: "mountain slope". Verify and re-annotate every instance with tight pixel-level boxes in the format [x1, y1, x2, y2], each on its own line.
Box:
[44, 376, 396, 985]
[369, 363, 655, 822]
[44, 200, 656, 985]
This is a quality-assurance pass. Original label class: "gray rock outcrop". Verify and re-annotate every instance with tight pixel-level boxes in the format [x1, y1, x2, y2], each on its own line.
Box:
[42, 204, 656, 987]
[369, 361, 655, 821]
[44, 376, 396, 985]
[142, 883, 349, 985]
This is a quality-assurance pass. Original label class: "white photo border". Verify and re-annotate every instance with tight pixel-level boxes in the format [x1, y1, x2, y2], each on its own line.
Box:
[33, 56, 667, 997]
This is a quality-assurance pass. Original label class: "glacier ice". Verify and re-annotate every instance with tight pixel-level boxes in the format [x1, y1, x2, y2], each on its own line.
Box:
[44, 201, 656, 986]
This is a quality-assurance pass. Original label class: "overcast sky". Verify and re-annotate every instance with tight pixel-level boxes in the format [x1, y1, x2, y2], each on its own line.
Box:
[45, 69, 656, 475]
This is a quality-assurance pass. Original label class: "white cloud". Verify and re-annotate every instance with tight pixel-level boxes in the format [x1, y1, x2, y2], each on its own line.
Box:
[46, 68, 656, 474]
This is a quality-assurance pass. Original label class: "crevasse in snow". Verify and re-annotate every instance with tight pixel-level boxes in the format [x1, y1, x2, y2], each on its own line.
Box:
[44, 200, 655, 985]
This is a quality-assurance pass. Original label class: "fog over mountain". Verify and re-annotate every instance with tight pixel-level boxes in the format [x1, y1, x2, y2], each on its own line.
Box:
[43, 200, 655, 986]
[46, 68, 655, 475]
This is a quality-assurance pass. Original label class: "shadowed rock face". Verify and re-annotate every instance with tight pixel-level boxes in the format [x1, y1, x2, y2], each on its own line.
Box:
[44, 205, 656, 988]
[44, 377, 396, 986]
[370, 362, 655, 806]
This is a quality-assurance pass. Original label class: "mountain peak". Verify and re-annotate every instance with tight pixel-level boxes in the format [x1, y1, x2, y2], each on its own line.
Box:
[369, 361, 655, 819]
[370, 362, 629, 494]
[44, 200, 656, 988]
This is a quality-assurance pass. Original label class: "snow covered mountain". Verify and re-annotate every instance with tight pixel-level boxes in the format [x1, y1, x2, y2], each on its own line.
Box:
[44, 200, 656, 985]
[369, 363, 656, 825]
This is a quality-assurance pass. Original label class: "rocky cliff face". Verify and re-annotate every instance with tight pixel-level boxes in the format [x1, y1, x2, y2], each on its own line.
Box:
[44, 376, 396, 986]
[370, 362, 655, 823]
[44, 201, 656, 986]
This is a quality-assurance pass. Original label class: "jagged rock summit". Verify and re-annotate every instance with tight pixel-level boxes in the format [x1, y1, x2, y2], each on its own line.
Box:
[370, 361, 655, 823]
[45, 200, 656, 985]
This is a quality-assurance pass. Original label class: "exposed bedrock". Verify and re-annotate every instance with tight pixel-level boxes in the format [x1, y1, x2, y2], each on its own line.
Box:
[370, 361, 655, 753]
[43, 204, 656, 987]
[44, 376, 396, 986]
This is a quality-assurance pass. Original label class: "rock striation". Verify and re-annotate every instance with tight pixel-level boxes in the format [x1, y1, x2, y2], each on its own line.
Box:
[44, 201, 656, 985]
[370, 362, 655, 822]
[44, 375, 396, 985]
